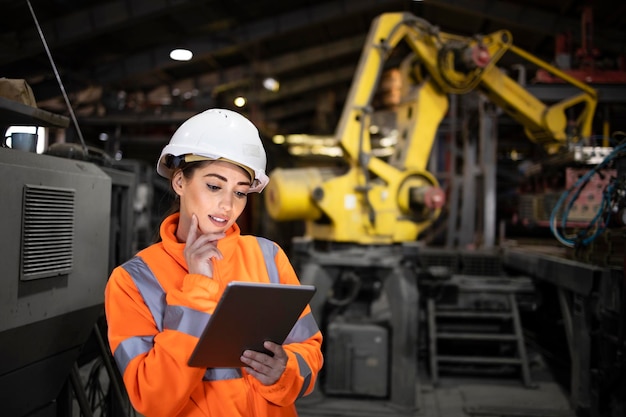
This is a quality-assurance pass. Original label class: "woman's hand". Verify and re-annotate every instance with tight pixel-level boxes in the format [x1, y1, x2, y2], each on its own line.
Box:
[240, 341, 288, 385]
[184, 214, 224, 277]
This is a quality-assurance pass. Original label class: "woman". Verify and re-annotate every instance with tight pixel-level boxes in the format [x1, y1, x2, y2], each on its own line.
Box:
[105, 108, 323, 417]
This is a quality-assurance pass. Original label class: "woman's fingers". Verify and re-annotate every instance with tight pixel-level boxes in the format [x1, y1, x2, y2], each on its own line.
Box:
[240, 342, 287, 385]
[184, 215, 225, 276]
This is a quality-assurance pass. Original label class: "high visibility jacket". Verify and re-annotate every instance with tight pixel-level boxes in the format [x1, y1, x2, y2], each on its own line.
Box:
[105, 213, 323, 417]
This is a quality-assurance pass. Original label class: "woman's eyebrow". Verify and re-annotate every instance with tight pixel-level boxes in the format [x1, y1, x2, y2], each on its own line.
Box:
[203, 172, 251, 186]
[203, 172, 227, 181]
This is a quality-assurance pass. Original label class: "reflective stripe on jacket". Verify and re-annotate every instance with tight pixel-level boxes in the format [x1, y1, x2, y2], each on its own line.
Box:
[105, 213, 323, 417]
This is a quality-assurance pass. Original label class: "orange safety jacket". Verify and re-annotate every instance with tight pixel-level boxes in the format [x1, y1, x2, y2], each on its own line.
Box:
[105, 213, 323, 417]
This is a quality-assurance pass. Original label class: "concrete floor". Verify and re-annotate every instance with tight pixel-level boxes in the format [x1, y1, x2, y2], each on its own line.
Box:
[296, 351, 573, 417]
[296, 378, 573, 417]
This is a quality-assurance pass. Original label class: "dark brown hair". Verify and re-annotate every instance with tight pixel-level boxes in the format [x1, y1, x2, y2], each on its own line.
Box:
[152, 160, 207, 243]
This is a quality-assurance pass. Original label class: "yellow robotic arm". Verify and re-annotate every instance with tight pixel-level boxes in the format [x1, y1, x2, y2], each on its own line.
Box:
[477, 44, 597, 153]
[265, 12, 598, 245]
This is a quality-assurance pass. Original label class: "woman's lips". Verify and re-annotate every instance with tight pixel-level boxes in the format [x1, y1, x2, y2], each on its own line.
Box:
[209, 215, 228, 227]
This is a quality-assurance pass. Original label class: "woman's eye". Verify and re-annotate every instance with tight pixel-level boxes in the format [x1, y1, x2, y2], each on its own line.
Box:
[235, 191, 248, 199]
[207, 184, 220, 191]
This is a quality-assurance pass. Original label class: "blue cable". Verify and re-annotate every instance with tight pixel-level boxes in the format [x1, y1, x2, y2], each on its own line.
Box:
[550, 142, 626, 247]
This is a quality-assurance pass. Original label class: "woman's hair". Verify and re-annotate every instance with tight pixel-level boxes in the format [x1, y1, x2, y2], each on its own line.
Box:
[152, 160, 207, 243]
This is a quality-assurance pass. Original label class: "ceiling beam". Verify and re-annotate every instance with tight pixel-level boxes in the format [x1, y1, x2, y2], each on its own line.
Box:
[252, 65, 356, 104]
[44, 33, 365, 117]
[151, 34, 366, 99]
[0, 0, 197, 65]
[94, 0, 402, 86]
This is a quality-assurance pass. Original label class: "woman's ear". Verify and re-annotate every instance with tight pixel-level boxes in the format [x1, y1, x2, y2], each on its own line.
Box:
[171, 170, 184, 196]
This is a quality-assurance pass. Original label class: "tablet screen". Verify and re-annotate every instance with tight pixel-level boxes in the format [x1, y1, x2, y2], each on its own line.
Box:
[187, 281, 316, 368]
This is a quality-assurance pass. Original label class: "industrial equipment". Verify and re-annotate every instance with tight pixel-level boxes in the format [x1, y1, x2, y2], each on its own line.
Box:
[0, 96, 137, 417]
[0, 5, 142, 413]
[265, 12, 597, 244]
[266, 12, 624, 417]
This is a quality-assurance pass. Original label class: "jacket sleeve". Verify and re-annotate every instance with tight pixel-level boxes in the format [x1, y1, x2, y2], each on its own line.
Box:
[248, 246, 324, 407]
[105, 265, 221, 417]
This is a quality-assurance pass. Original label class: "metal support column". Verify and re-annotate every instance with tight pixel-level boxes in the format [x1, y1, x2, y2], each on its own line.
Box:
[478, 96, 498, 248]
[458, 97, 477, 247]
[382, 262, 419, 409]
[445, 94, 461, 248]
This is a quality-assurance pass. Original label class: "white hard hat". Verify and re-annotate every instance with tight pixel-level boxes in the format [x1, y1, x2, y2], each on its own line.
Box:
[157, 108, 269, 193]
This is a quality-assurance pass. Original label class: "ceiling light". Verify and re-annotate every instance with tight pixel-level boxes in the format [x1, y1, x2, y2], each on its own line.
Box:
[169, 48, 193, 61]
[272, 135, 286, 144]
[262, 77, 280, 92]
[233, 96, 247, 107]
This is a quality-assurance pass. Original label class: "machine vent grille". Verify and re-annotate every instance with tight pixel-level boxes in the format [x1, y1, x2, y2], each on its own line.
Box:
[21, 185, 75, 281]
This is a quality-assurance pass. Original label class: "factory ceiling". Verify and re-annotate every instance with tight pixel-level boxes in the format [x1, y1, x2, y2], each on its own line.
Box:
[1, 0, 625, 163]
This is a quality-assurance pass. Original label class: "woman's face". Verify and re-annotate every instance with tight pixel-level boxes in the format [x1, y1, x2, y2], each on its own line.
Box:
[172, 160, 252, 239]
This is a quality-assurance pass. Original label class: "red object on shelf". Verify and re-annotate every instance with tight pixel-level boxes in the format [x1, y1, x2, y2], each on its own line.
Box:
[536, 5, 626, 84]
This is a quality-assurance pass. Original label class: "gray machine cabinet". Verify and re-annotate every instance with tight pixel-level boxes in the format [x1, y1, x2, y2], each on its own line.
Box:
[0, 148, 111, 417]
[324, 321, 389, 398]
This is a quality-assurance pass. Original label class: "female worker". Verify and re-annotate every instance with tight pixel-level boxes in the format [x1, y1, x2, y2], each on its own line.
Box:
[104, 108, 323, 417]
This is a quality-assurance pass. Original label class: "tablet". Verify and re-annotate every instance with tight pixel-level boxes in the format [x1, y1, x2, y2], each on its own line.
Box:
[187, 281, 316, 368]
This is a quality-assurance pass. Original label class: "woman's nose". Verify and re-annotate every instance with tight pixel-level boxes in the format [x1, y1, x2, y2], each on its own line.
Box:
[218, 194, 233, 211]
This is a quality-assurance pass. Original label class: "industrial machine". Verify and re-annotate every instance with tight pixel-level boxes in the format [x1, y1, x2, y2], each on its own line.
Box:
[0, 97, 137, 417]
[265, 12, 597, 244]
[0, 5, 141, 413]
[265, 12, 624, 417]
